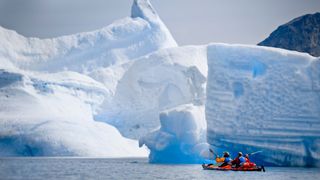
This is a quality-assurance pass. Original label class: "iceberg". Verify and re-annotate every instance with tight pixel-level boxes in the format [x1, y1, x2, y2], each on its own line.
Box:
[103, 46, 207, 139]
[135, 43, 320, 166]
[206, 43, 320, 166]
[0, 69, 147, 156]
[139, 104, 209, 163]
[0, 0, 176, 157]
[0, 0, 319, 167]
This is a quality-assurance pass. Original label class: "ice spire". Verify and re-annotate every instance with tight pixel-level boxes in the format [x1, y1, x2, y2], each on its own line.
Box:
[131, 0, 159, 22]
[131, 0, 178, 46]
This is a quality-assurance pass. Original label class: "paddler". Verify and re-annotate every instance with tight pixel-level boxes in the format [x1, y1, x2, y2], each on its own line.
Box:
[232, 152, 246, 168]
[241, 153, 257, 168]
[219, 152, 232, 167]
[245, 154, 250, 162]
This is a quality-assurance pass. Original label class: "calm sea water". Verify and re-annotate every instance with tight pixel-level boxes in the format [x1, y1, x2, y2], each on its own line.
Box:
[0, 158, 319, 180]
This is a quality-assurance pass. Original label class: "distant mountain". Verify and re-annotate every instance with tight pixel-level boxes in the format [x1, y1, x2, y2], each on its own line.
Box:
[258, 12, 320, 57]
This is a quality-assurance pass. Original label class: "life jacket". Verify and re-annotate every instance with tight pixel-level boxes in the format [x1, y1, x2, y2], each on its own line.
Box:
[239, 156, 246, 163]
[224, 157, 232, 163]
[216, 157, 225, 163]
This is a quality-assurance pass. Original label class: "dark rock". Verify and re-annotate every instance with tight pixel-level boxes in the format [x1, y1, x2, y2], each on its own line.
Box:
[258, 12, 320, 57]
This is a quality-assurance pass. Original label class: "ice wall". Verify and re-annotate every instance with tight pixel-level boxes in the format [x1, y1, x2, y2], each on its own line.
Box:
[206, 43, 320, 166]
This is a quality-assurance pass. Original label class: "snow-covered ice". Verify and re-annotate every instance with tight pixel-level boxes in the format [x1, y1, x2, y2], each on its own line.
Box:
[0, 69, 148, 156]
[102, 46, 207, 139]
[0, 0, 176, 157]
[206, 43, 320, 166]
[0, 0, 177, 101]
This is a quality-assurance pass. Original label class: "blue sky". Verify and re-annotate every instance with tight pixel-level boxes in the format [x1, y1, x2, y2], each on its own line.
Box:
[0, 0, 319, 45]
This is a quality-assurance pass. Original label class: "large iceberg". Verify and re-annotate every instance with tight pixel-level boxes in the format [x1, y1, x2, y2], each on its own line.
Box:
[138, 43, 320, 166]
[0, 0, 319, 167]
[133, 42, 320, 166]
[0, 0, 176, 157]
[206, 44, 320, 166]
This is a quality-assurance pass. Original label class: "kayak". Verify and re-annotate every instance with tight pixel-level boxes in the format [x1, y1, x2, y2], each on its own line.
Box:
[202, 164, 265, 172]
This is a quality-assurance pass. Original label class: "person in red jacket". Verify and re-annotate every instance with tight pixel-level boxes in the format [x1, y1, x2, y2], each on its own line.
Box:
[245, 154, 250, 162]
[241, 153, 257, 168]
[231, 152, 245, 168]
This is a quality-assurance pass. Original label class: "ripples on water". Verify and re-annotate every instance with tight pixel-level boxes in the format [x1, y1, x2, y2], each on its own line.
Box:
[0, 158, 319, 180]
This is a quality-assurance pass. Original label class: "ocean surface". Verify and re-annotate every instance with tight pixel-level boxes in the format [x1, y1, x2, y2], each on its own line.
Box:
[0, 158, 319, 180]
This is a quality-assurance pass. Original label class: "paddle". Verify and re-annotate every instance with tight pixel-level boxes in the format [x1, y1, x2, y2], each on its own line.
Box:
[248, 150, 262, 156]
[205, 149, 219, 166]
[209, 148, 219, 158]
